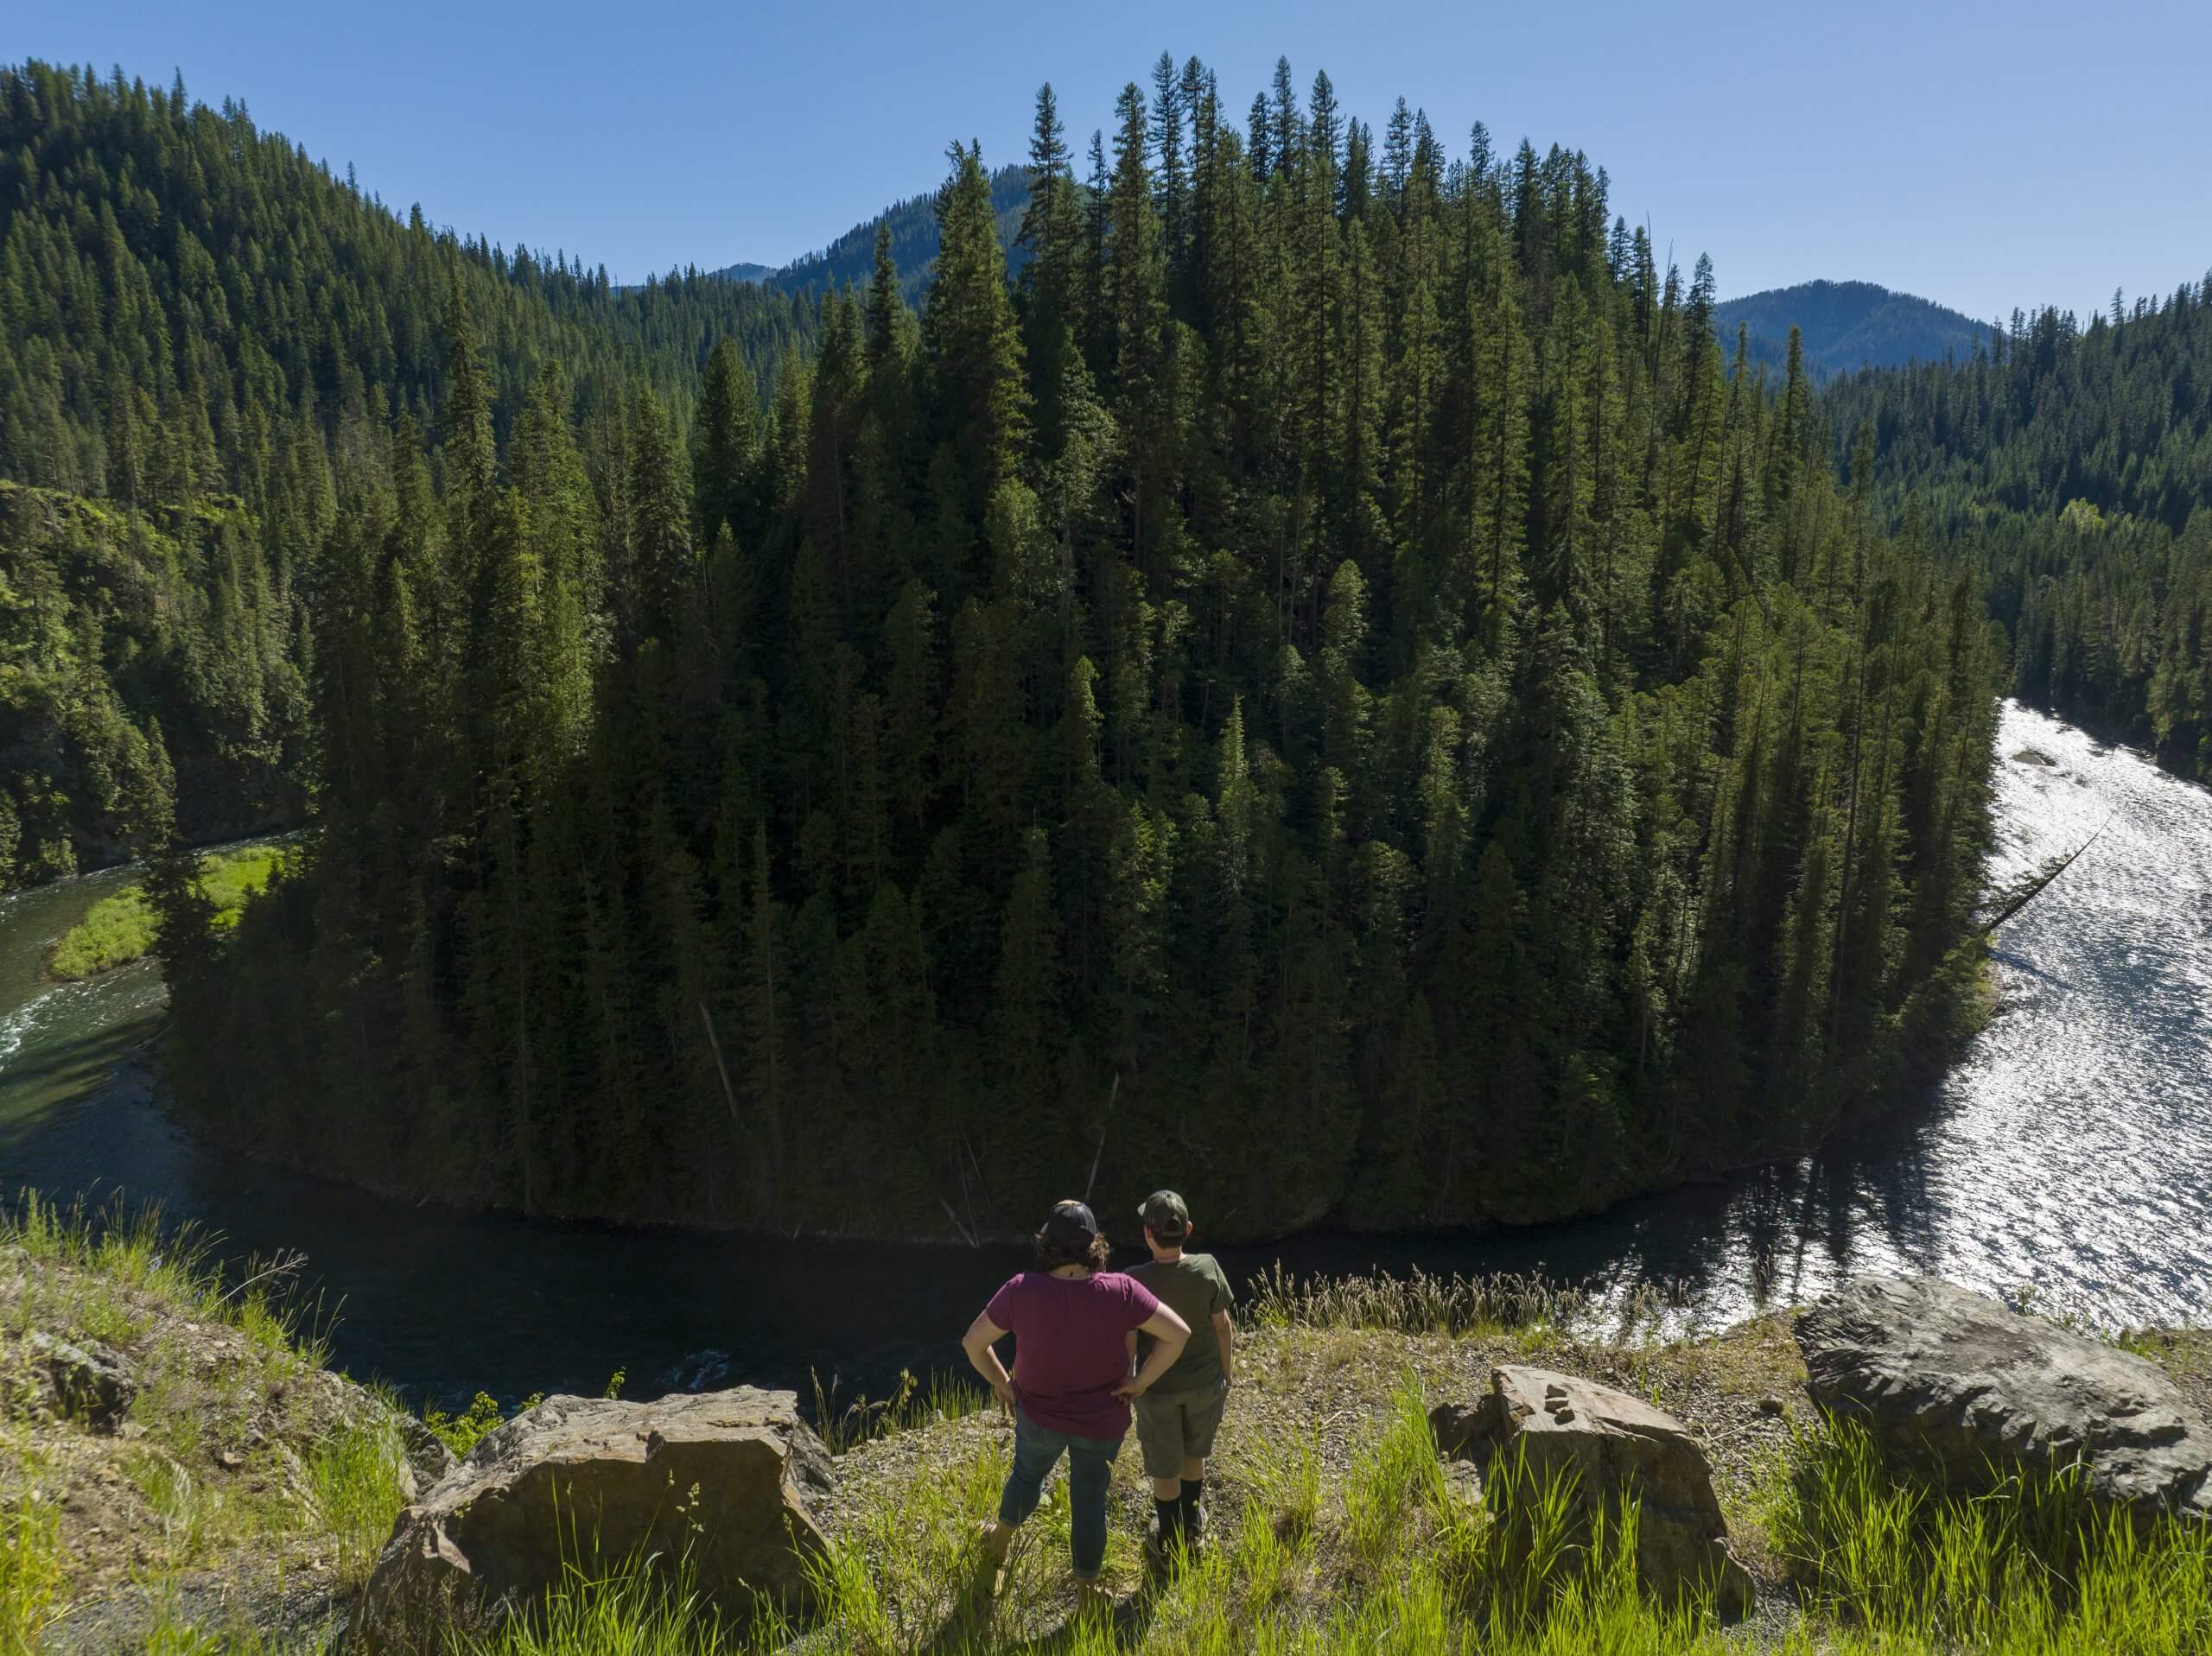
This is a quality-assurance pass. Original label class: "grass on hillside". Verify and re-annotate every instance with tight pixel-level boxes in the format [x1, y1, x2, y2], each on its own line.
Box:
[4, 1190, 324, 1362]
[451, 1387, 2212, 1656]
[1, 1192, 409, 1646]
[0, 1446, 65, 1653]
[10, 1216, 2209, 1654]
[47, 844, 287, 980]
[1764, 1418, 2212, 1649]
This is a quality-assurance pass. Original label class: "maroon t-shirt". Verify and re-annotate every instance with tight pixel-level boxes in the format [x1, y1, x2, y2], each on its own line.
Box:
[984, 1269, 1161, 1439]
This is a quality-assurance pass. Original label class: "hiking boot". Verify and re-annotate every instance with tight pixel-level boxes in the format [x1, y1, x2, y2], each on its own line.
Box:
[1073, 1578, 1114, 1621]
[1141, 1520, 1169, 1576]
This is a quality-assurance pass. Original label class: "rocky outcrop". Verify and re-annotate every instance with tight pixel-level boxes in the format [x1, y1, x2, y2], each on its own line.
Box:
[4, 1244, 471, 1653]
[352, 1386, 834, 1653]
[394, 1414, 456, 1494]
[28, 1330, 137, 1431]
[1430, 1365, 1754, 1619]
[1796, 1275, 2212, 1521]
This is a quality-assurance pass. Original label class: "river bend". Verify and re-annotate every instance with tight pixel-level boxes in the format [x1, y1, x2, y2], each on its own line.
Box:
[2, 702, 2205, 1405]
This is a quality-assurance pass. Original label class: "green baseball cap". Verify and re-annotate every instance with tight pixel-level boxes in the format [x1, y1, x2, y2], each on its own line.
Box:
[1139, 1190, 1190, 1240]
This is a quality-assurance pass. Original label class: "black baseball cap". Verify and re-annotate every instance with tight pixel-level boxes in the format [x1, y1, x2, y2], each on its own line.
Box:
[1140, 1190, 1190, 1240]
[1041, 1199, 1100, 1247]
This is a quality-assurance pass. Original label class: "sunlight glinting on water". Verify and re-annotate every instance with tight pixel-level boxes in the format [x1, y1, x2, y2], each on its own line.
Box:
[1622, 701, 2212, 1334]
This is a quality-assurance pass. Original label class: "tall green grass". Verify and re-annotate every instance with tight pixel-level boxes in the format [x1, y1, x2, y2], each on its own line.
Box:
[308, 1409, 416, 1590]
[1764, 1416, 2212, 1653]
[1343, 1374, 1447, 1571]
[462, 1547, 818, 1656]
[1243, 1263, 1681, 1342]
[0, 1466, 64, 1650]
[810, 1367, 989, 1453]
[48, 844, 287, 979]
[4, 1190, 327, 1365]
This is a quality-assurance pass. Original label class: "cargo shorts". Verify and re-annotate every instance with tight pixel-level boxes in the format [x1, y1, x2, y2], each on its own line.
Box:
[1135, 1374, 1231, 1478]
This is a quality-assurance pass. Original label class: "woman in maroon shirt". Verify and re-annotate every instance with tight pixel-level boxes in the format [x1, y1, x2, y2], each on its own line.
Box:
[962, 1199, 1192, 1606]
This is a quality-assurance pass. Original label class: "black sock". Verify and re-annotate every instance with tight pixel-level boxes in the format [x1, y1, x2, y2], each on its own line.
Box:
[1154, 1495, 1182, 1543]
[1180, 1477, 1205, 1524]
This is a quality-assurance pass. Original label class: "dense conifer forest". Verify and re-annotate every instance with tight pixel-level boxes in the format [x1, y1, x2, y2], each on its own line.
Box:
[0, 62, 813, 887]
[3, 55, 2004, 1238]
[1826, 287, 2212, 775]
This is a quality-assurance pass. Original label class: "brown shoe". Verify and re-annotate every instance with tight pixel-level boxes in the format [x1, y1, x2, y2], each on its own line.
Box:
[1073, 1578, 1114, 1620]
[976, 1520, 1013, 1597]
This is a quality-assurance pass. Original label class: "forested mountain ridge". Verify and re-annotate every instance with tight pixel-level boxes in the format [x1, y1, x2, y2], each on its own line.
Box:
[0, 60, 816, 888]
[711, 163, 1029, 308]
[1822, 284, 2212, 775]
[1713, 281, 1986, 381]
[142, 54, 2000, 1241]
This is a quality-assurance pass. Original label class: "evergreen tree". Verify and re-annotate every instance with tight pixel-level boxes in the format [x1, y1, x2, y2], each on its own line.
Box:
[924, 142, 1030, 594]
[693, 336, 760, 545]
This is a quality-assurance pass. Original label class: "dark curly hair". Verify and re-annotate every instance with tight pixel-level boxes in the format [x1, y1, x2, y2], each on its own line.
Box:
[1033, 1231, 1113, 1273]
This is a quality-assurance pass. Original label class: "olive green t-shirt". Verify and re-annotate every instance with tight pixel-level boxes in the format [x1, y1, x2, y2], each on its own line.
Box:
[1128, 1252, 1235, 1393]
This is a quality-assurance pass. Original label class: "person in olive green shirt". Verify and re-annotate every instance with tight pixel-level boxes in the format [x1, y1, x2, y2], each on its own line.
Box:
[1125, 1190, 1235, 1557]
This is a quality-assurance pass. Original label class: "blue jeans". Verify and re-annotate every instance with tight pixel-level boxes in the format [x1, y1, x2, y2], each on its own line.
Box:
[996, 1409, 1124, 1579]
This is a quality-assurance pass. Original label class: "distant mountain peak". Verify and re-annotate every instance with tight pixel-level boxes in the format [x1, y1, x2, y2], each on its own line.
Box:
[1713, 280, 1986, 379]
[712, 164, 1031, 306]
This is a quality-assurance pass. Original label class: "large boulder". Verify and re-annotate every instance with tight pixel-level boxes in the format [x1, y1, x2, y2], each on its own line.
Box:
[1431, 1366, 1753, 1619]
[1796, 1276, 2212, 1522]
[352, 1386, 834, 1653]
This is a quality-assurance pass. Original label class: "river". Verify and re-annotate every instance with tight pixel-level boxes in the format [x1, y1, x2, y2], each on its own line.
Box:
[3, 701, 2207, 1409]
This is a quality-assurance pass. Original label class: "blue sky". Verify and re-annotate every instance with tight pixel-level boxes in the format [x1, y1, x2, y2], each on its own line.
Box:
[16, 0, 2209, 323]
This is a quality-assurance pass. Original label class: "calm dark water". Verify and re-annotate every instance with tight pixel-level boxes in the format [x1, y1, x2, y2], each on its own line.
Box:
[3, 702, 2207, 1409]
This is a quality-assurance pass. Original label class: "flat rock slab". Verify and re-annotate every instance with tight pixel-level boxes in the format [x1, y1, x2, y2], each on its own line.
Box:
[1796, 1275, 2212, 1521]
[353, 1386, 833, 1653]
[1432, 1365, 1753, 1619]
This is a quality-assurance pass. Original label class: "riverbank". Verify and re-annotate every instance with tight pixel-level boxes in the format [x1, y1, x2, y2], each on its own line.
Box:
[148, 926, 1995, 1253]
[10, 1204, 2212, 1653]
[46, 845, 289, 980]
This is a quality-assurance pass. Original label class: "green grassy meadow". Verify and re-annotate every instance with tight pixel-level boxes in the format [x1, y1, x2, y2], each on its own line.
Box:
[47, 846, 288, 980]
